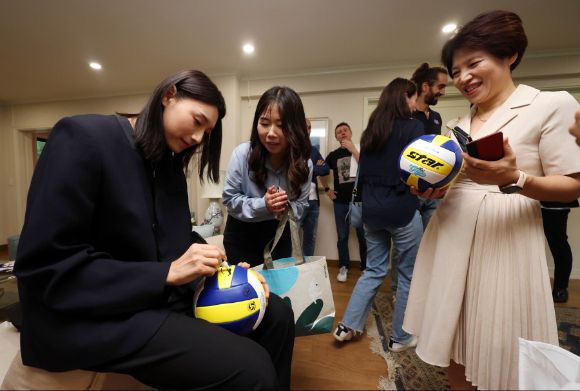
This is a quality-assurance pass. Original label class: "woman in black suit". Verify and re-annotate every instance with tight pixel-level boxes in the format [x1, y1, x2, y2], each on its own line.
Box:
[14, 70, 294, 390]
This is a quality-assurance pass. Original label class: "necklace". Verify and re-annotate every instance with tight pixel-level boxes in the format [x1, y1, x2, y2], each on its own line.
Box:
[475, 107, 488, 122]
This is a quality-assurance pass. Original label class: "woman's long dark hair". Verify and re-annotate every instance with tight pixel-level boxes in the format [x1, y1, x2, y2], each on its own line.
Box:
[360, 78, 416, 155]
[248, 86, 311, 197]
[128, 70, 226, 183]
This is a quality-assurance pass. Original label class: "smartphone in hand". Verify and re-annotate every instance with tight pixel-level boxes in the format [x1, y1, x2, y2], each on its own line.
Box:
[467, 131, 504, 161]
[451, 126, 471, 152]
[452, 127, 504, 161]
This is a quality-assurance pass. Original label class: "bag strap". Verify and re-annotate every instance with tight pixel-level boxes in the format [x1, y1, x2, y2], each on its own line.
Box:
[262, 205, 304, 269]
[351, 160, 361, 204]
[345, 161, 362, 226]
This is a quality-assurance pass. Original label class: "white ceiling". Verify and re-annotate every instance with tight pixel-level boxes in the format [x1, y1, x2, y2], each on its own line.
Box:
[2, 0, 580, 104]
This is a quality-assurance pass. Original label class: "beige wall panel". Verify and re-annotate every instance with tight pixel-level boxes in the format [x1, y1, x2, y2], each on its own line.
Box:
[1, 56, 580, 281]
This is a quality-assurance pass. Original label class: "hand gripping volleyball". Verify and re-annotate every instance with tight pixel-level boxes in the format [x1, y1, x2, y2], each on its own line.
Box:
[399, 135, 463, 192]
[194, 265, 267, 336]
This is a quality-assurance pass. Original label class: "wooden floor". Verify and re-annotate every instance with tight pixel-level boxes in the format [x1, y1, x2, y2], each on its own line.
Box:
[292, 264, 580, 391]
[291, 265, 391, 390]
[2, 244, 579, 390]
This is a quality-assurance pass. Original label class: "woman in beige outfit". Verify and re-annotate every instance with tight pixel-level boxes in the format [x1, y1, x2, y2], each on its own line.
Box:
[403, 10, 580, 390]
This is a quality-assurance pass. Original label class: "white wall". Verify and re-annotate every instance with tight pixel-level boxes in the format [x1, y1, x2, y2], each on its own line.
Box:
[0, 75, 241, 243]
[8, 94, 149, 231]
[0, 105, 16, 244]
[189, 75, 241, 229]
[2, 54, 580, 279]
[236, 58, 580, 274]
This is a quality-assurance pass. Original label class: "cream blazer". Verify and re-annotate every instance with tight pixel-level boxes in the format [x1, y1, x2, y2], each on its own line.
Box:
[403, 84, 580, 366]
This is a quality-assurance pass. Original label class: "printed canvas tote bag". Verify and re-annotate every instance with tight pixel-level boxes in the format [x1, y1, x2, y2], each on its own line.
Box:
[251, 207, 336, 336]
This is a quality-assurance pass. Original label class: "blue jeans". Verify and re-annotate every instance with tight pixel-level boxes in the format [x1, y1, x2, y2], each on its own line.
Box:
[341, 210, 423, 343]
[418, 197, 441, 231]
[391, 198, 439, 293]
[390, 246, 400, 293]
[333, 202, 367, 270]
[297, 200, 320, 256]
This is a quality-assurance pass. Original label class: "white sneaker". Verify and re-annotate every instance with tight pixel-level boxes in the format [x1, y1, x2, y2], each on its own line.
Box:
[388, 335, 418, 352]
[333, 323, 353, 342]
[337, 266, 348, 282]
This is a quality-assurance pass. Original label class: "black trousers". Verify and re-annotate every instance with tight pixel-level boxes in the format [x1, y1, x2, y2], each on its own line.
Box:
[542, 208, 573, 289]
[224, 215, 292, 268]
[89, 293, 295, 390]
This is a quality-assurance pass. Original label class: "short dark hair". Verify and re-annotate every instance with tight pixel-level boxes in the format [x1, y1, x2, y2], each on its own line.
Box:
[411, 63, 448, 97]
[441, 10, 528, 75]
[248, 86, 311, 198]
[360, 78, 416, 155]
[334, 122, 351, 135]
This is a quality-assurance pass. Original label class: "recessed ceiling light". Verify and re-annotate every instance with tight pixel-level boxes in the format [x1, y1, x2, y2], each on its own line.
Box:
[442, 24, 457, 33]
[243, 44, 254, 53]
[89, 62, 102, 70]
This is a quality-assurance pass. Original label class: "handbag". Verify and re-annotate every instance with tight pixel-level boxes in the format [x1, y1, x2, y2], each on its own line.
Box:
[346, 163, 363, 228]
[251, 207, 336, 337]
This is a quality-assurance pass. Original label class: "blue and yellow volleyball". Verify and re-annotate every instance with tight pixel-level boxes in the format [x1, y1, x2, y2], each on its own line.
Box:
[194, 266, 266, 336]
[399, 135, 463, 192]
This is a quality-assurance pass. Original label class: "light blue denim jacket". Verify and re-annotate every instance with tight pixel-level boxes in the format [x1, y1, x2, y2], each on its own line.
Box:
[222, 142, 313, 222]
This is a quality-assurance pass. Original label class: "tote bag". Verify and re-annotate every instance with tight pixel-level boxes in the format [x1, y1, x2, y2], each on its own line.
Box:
[346, 163, 363, 228]
[251, 207, 336, 337]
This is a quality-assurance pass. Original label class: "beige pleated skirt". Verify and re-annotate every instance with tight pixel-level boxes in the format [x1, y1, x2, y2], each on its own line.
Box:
[450, 192, 558, 390]
[404, 90, 580, 390]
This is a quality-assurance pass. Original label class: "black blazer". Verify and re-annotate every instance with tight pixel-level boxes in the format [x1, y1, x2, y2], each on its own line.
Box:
[14, 115, 194, 371]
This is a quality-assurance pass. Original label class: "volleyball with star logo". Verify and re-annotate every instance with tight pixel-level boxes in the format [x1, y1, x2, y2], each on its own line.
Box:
[194, 265, 266, 336]
[399, 134, 463, 191]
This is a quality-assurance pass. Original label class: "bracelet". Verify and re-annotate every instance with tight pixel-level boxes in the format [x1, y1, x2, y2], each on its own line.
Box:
[324, 187, 330, 192]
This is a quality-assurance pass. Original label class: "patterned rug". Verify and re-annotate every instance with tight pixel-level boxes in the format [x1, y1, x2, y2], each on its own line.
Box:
[365, 291, 580, 390]
[555, 306, 580, 356]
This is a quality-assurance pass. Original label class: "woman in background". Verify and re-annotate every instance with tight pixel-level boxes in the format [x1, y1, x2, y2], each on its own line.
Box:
[334, 78, 424, 353]
[223, 86, 313, 267]
[15, 70, 295, 390]
[403, 11, 580, 390]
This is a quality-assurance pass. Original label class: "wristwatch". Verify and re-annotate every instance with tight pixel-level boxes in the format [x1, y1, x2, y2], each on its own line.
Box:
[499, 170, 526, 194]
[324, 187, 330, 192]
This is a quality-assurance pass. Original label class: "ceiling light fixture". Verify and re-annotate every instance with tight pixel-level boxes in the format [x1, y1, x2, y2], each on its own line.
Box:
[243, 44, 254, 54]
[442, 24, 457, 33]
[89, 62, 102, 70]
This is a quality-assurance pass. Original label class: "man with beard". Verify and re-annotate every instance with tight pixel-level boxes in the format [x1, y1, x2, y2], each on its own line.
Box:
[411, 63, 448, 136]
[390, 64, 448, 306]
[409, 63, 448, 229]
